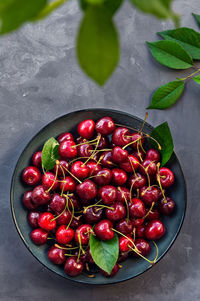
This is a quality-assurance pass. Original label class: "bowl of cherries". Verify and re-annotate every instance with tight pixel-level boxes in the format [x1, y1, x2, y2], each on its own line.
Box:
[10, 109, 186, 284]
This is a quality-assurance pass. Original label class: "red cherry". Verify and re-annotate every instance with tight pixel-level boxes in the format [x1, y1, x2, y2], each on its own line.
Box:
[131, 149, 145, 161]
[94, 168, 112, 186]
[57, 210, 71, 225]
[140, 159, 157, 176]
[116, 219, 133, 235]
[112, 127, 131, 147]
[97, 135, 109, 149]
[86, 161, 102, 176]
[57, 132, 74, 144]
[129, 198, 146, 218]
[22, 166, 41, 186]
[119, 235, 134, 252]
[120, 155, 139, 172]
[136, 225, 145, 238]
[22, 190, 37, 210]
[49, 193, 66, 213]
[31, 228, 48, 245]
[95, 220, 114, 240]
[48, 246, 66, 265]
[158, 167, 175, 188]
[129, 173, 146, 189]
[38, 212, 56, 231]
[131, 218, 144, 227]
[146, 209, 160, 221]
[140, 186, 160, 206]
[134, 238, 150, 256]
[64, 256, 84, 277]
[53, 160, 69, 176]
[106, 202, 126, 222]
[31, 185, 51, 206]
[112, 168, 127, 186]
[77, 119, 95, 139]
[95, 116, 115, 135]
[70, 216, 83, 229]
[101, 151, 114, 168]
[60, 176, 76, 192]
[116, 187, 130, 202]
[129, 133, 144, 149]
[112, 146, 128, 163]
[76, 180, 97, 201]
[98, 185, 117, 205]
[77, 142, 93, 158]
[28, 211, 40, 228]
[145, 149, 161, 163]
[158, 197, 175, 215]
[32, 151, 42, 168]
[58, 140, 77, 159]
[71, 161, 89, 179]
[75, 224, 92, 245]
[41, 172, 59, 191]
[145, 220, 166, 240]
[100, 263, 119, 277]
[56, 225, 74, 244]
[83, 206, 103, 224]
[118, 252, 129, 263]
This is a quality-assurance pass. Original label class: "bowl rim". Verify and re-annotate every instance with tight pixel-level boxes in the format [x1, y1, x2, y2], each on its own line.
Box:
[10, 108, 187, 285]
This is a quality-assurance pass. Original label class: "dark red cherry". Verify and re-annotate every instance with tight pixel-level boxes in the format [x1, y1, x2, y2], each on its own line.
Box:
[71, 161, 89, 179]
[112, 127, 131, 147]
[116, 218, 133, 235]
[131, 148, 145, 161]
[83, 206, 103, 224]
[158, 197, 175, 215]
[140, 159, 157, 176]
[100, 263, 119, 277]
[28, 211, 40, 228]
[86, 161, 102, 176]
[48, 246, 66, 265]
[112, 168, 127, 186]
[158, 167, 175, 188]
[38, 212, 56, 231]
[70, 216, 83, 229]
[95, 220, 114, 240]
[140, 186, 160, 206]
[95, 116, 115, 135]
[94, 168, 112, 186]
[77, 119, 95, 139]
[118, 251, 129, 263]
[76, 180, 97, 200]
[136, 225, 145, 238]
[77, 143, 93, 158]
[131, 218, 144, 227]
[145, 220, 166, 240]
[106, 202, 126, 222]
[146, 149, 161, 163]
[32, 151, 42, 168]
[75, 224, 92, 245]
[86, 248, 94, 264]
[22, 190, 37, 210]
[74, 251, 87, 263]
[120, 155, 139, 172]
[60, 176, 76, 192]
[64, 256, 84, 277]
[22, 166, 41, 186]
[56, 225, 74, 244]
[53, 160, 69, 176]
[68, 194, 81, 211]
[57, 132, 74, 144]
[99, 185, 117, 205]
[58, 140, 77, 159]
[119, 235, 134, 252]
[31, 228, 48, 245]
[134, 238, 150, 256]
[97, 135, 109, 149]
[41, 172, 59, 191]
[129, 173, 146, 189]
[146, 209, 160, 221]
[101, 151, 114, 168]
[49, 193, 66, 213]
[129, 198, 146, 218]
[129, 133, 144, 149]
[56, 210, 71, 225]
[31, 185, 51, 206]
[116, 187, 130, 203]
[112, 146, 128, 163]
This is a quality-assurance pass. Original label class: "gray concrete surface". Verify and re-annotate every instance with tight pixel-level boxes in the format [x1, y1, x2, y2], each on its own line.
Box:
[0, 0, 200, 300]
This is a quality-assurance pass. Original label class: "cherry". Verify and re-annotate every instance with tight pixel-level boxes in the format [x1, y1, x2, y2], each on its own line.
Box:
[134, 238, 150, 256]
[64, 256, 84, 277]
[28, 211, 40, 228]
[32, 151, 42, 168]
[71, 161, 89, 179]
[74, 251, 87, 263]
[95, 220, 114, 240]
[56, 225, 74, 244]
[112, 127, 131, 147]
[53, 160, 69, 176]
[106, 202, 126, 222]
[129, 198, 146, 218]
[101, 151, 114, 168]
[116, 218, 133, 235]
[49, 193, 66, 213]
[86, 248, 94, 264]
[140, 186, 160, 206]
[58, 140, 77, 159]
[146, 209, 160, 221]
[97, 135, 109, 149]
[41, 172, 59, 191]
[120, 155, 139, 173]
[158, 197, 175, 215]
[98, 185, 117, 205]
[129, 173, 146, 190]
[77, 143, 93, 158]
[95, 116, 115, 135]
[131, 218, 144, 227]
[136, 225, 145, 238]
[70, 216, 83, 229]
[60, 176, 76, 192]
[140, 159, 157, 176]
[31, 185, 51, 206]
[145, 220, 166, 240]
[22, 166, 41, 186]
[57, 132, 74, 144]
[116, 187, 130, 202]
[118, 251, 129, 263]
[38, 212, 56, 231]
[86, 161, 102, 176]
[129, 133, 144, 149]
[132, 149, 145, 161]
[77, 119, 95, 139]
[112, 146, 128, 163]
[119, 235, 134, 252]
[22, 190, 37, 210]
[100, 263, 119, 277]
[56, 210, 71, 225]
[76, 180, 97, 200]
[31, 228, 48, 245]
[75, 224, 92, 245]
[146, 149, 161, 163]
[48, 246, 66, 265]
[158, 167, 175, 188]
[83, 206, 103, 224]
[68, 194, 81, 211]
[94, 168, 112, 186]
[112, 168, 127, 186]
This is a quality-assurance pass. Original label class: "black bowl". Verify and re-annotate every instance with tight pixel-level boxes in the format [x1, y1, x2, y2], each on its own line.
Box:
[10, 108, 187, 284]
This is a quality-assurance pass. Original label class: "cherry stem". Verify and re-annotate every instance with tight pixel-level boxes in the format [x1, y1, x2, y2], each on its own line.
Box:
[112, 228, 137, 250]
[61, 165, 82, 184]
[177, 68, 200, 81]
[122, 137, 142, 149]
[143, 202, 155, 219]
[118, 187, 129, 221]
[45, 163, 58, 193]
[139, 112, 148, 133]
[137, 141, 143, 162]
[132, 227, 136, 241]
[135, 160, 151, 188]
[136, 189, 139, 199]
[54, 244, 79, 250]
[63, 195, 74, 229]
[84, 203, 114, 213]
[156, 163, 166, 202]
[68, 156, 98, 165]
[83, 199, 102, 213]
[90, 155, 103, 177]
[72, 137, 99, 148]
[59, 163, 66, 196]
[77, 232, 82, 262]
[50, 198, 68, 222]
[82, 135, 101, 166]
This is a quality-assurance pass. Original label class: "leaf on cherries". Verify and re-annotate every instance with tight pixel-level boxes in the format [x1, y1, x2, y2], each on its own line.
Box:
[41, 137, 60, 171]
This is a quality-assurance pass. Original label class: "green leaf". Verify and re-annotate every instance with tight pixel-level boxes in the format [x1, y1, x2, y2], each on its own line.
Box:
[146, 40, 193, 69]
[86, 0, 105, 4]
[192, 13, 200, 29]
[77, 5, 119, 85]
[79, 0, 123, 16]
[147, 80, 184, 110]
[89, 233, 119, 274]
[158, 27, 200, 60]
[150, 122, 174, 166]
[32, 0, 68, 21]
[193, 75, 200, 84]
[41, 137, 60, 171]
[0, 0, 47, 34]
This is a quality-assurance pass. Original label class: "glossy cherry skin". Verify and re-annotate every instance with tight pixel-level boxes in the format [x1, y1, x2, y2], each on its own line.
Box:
[158, 197, 175, 215]
[41, 172, 59, 191]
[32, 151, 42, 168]
[119, 235, 134, 252]
[22, 190, 37, 210]
[75, 224, 92, 245]
[53, 160, 69, 176]
[77, 143, 93, 158]
[140, 159, 157, 176]
[31, 228, 48, 245]
[100, 263, 119, 277]
[71, 161, 89, 179]
[95, 116, 115, 135]
[56, 210, 71, 225]
[77, 119, 95, 139]
[31, 185, 51, 206]
[48, 246, 66, 265]
[99, 185, 117, 205]
[57, 132, 74, 144]
[76, 180, 97, 201]
[118, 252, 129, 263]
[116, 187, 130, 202]
[28, 211, 40, 228]
[86, 248, 94, 264]
[129, 173, 147, 190]
[146, 149, 161, 163]
[74, 251, 87, 263]
[22, 166, 41, 186]
[136, 225, 145, 238]
[97, 135, 109, 149]
[131, 218, 144, 227]
[112, 168, 127, 186]
[95, 220, 114, 240]
[83, 206, 103, 224]
[58, 140, 77, 159]
[112, 127, 131, 147]
[146, 209, 160, 221]
[129, 133, 144, 149]
[49, 193, 66, 213]
[140, 186, 160, 206]
[158, 167, 175, 188]
[116, 218, 133, 235]
[60, 176, 76, 192]
[70, 216, 83, 229]
[129, 198, 146, 218]
[112, 146, 128, 163]
[86, 161, 102, 176]
[64, 256, 84, 277]
[94, 168, 112, 186]
[134, 238, 150, 256]
[38, 212, 56, 231]
[120, 155, 139, 173]
[106, 202, 126, 222]
[56, 225, 74, 244]
[101, 151, 114, 168]
[132, 148, 145, 161]
[145, 220, 166, 240]
[68, 194, 81, 211]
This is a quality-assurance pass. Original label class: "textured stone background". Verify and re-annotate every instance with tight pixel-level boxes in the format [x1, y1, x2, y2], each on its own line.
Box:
[0, 0, 200, 300]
